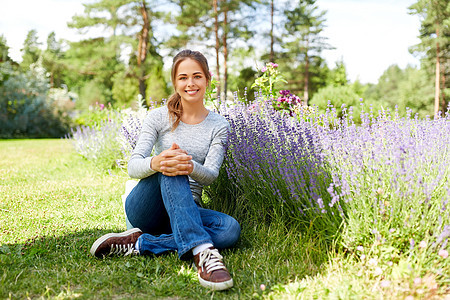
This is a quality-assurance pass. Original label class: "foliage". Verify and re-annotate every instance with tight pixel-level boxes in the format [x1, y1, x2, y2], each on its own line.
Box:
[228, 66, 258, 102]
[326, 59, 349, 86]
[69, 120, 123, 170]
[251, 62, 309, 116]
[204, 74, 220, 110]
[20, 29, 42, 70]
[72, 102, 119, 128]
[0, 61, 70, 138]
[363, 65, 435, 118]
[143, 59, 170, 105]
[62, 38, 121, 109]
[281, 0, 333, 102]
[69, 98, 149, 170]
[251, 62, 286, 99]
[111, 71, 140, 107]
[210, 100, 342, 239]
[42, 32, 66, 88]
[310, 84, 365, 122]
[409, 0, 450, 113]
[0, 35, 13, 63]
[206, 100, 449, 297]
[66, 0, 169, 107]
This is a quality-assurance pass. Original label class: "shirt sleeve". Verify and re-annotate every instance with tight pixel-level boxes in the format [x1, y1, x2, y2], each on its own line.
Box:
[189, 122, 229, 186]
[127, 110, 160, 179]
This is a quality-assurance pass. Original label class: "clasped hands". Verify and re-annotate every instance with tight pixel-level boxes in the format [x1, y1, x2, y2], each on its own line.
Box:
[151, 143, 193, 176]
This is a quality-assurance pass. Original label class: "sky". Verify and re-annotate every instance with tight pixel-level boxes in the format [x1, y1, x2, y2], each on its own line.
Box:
[0, 0, 421, 84]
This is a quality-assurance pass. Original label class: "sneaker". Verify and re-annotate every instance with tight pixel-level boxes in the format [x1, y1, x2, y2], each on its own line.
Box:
[90, 228, 143, 258]
[193, 247, 233, 291]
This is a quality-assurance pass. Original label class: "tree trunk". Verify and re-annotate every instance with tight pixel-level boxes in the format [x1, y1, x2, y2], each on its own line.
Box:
[270, 0, 274, 62]
[434, 24, 440, 116]
[304, 40, 310, 105]
[442, 67, 447, 112]
[137, 1, 150, 100]
[223, 7, 228, 101]
[213, 0, 221, 99]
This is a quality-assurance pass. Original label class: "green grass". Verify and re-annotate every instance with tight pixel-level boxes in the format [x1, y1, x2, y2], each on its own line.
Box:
[0, 139, 328, 299]
[2, 139, 448, 299]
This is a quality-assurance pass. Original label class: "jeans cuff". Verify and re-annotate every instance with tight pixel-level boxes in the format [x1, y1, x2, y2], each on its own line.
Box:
[178, 238, 213, 260]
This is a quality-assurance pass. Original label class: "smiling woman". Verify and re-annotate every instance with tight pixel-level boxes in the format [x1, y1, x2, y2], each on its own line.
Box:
[89, 49, 240, 292]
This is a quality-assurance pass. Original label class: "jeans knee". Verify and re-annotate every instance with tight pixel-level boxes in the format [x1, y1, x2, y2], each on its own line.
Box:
[228, 217, 241, 246]
[216, 216, 240, 248]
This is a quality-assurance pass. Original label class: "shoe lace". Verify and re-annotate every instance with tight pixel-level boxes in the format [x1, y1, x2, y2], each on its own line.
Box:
[198, 248, 226, 273]
[110, 243, 139, 256]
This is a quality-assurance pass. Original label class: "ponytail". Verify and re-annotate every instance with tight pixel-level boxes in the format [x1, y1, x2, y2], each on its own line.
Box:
[167, 93, 182, 131]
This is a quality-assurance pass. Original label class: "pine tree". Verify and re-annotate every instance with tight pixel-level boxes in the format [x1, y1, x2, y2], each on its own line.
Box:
[20, 30, 42, 70]
[0, 35, 13, 63]
[282, 0, 332, 104]
[68, 0, 168, 104]
[409, 0, 450, 115]
[42, 32, 65, 87]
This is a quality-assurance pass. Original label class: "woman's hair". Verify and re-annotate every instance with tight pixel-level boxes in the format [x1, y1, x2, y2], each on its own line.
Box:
[167, 49, 211, 130]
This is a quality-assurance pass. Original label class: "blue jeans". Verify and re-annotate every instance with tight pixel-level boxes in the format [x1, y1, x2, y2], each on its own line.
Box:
[124, 173, 241, 259]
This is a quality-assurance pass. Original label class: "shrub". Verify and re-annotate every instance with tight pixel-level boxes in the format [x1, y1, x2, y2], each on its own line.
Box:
[206, 100, 343, 240]
[0, 61, 70, 138]
[206, 100, 449, 264]
[68, 98, 149, 170]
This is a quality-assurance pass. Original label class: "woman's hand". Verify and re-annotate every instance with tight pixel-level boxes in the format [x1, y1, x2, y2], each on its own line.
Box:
[151, 143, 194, 176]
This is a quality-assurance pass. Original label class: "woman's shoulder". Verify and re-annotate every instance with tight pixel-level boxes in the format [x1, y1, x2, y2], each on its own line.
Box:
[144, 106, 169, 121]
[207, 110, 229, 128]
[147, 105, 168, 117]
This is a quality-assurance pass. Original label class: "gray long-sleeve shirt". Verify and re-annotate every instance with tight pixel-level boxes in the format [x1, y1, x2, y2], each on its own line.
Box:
[128, 106, 230, 202]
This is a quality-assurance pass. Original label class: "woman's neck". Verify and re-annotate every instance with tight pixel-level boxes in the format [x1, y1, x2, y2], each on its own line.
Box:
[181, 101, 209, 125]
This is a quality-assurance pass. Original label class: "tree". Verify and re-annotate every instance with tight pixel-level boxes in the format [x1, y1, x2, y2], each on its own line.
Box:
[62, 37, 122, 108]
[68, 0, 168, 105]
[282, 0, 333, 104]
[409, 0, 450, 115]
[0, 35, 14, 63]
[20, 30, 42, 70]
[42, 32, 65, 88]
[270, 0, 274, 62]
[362, 64, 434, 118]
[327, 59, 348, 87]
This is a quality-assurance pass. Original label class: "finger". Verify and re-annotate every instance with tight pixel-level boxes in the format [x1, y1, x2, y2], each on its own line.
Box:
[161, 167, 190, 176]
[161, 153, 191, 162]
[161, 149, 188, 158]
[162, 170, 190, 176]
[161, 161, 191, 171]
[169, 143, 180, 150]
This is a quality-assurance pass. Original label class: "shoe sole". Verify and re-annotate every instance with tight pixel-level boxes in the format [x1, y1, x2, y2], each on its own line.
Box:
[198, 276, 234, 291]
[90, 228, 142, 257]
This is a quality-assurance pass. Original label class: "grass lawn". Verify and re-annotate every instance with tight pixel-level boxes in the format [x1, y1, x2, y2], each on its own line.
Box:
[0, 139, 328, 299]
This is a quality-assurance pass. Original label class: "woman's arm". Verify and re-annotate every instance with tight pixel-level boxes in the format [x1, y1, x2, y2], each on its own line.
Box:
[189, 124, 229, 186]
[127, 111, 160, 179]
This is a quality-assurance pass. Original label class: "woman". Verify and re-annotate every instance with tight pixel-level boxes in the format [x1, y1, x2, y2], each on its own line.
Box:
[90, 49, 240, 291]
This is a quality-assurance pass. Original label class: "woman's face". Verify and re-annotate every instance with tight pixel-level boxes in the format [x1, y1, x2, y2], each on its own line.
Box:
[174, 58, 208, 105]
